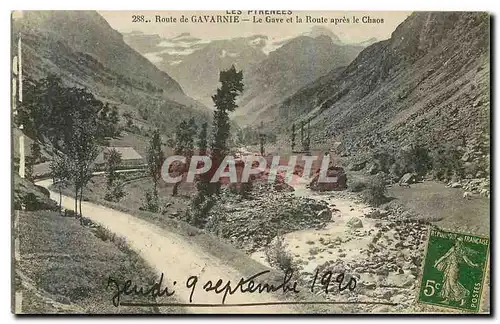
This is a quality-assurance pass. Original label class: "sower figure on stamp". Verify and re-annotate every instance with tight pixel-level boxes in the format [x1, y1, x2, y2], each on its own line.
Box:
[434, 238, 481, 306]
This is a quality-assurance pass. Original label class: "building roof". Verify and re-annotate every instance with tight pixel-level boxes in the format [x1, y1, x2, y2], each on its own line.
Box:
[95, 146, 143, 164]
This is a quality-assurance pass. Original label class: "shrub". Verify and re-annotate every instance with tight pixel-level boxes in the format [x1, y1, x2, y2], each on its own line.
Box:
[389, 162, 404, 180]
[309, 247, 320, 255]
[265, 234, 296, 272]
[363, 175, 388, 207]
[430, 145, 463, 180]
[93, 226, 115, 242]
[398, 144, 432, 177]
[202, 197, 226, 232]
[104, 180, 126, 202]
[64, 209, 77, 217]
[349, 180, 367, 192]
[239, 181, 253, 199]
[140, 189, 160, 213]
[187, 192, 217, 228]
[372, 150, 395, 174]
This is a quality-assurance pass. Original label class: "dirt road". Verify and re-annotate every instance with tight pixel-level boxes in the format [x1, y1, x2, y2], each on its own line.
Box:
[36, 179, 297, 314]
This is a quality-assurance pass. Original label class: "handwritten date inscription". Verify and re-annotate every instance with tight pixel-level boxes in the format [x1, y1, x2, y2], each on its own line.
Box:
[107, 268, 356, 306]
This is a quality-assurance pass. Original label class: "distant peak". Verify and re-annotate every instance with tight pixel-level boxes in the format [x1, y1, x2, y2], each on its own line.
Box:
[126, 30, 144, 35]
[248, 34, 269, 40]
[170, 32, 202, 44]
[304, 26, 343, 44]
[172, 32, 191, 39]
[357, 37, 378, 46]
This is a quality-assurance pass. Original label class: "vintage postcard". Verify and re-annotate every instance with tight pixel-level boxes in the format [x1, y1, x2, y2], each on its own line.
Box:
[11, 10, 490, 314]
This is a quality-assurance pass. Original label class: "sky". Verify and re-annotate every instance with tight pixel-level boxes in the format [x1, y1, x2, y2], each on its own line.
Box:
[99, 11, 411, 43]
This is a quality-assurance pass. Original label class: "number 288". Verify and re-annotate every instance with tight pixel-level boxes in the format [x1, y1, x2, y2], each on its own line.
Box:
[132, 15, 145, 22]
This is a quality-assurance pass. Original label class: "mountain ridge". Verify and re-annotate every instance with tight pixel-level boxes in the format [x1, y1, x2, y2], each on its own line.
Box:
[13, 10, 209, 137]
[267, 12, 489, 179]
[233, 35, 364, 125]
[122, 28, 368, 109]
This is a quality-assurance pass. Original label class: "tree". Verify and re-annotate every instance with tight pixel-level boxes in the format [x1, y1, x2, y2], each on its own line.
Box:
[97, 103, 121, 140]
[31, 142, 42, 164]
[188, 117, 198, 144]
[104, 149, 126, 202]
[146, 129, 165, 196]
[187, 66, 243, 227]
[20, 75, 113, 217]
[174, 118, 197, 157]
[105, 148, 122, 187]
[208, 65, 244, 195]
[67, 113, 100, 217]
[300, 121, 304, 150]
[18, 75, 73, 150]
[291, 124, 296, 152]
[172, 119, 197, 196]
[140, 189, 160, 213]
[51, 86, 104, 217]
[109, 106, 120, 126]
[259, 121, 266, 156]
[99, 102, 110, 123]
[197, 122, 208, 156]
[304, 120, 311, 152]
[123, 112, 134, 128]
[50, 153, 72, 212]
[19, 75, 111, 151]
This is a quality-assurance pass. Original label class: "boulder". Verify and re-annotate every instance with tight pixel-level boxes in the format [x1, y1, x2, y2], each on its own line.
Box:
[317, 209, 332, 219]
[14, 175, 58, 211]
[399, 173, 416, 185]
[347, 217, 363, 229]
[350, 161, 367, 171]
[451, 182, 462, 188]
[362, 282, 377, 290]
[309, 166, 347, 191]
[380, 290, 393, 300]
[367, 163, 379, 175]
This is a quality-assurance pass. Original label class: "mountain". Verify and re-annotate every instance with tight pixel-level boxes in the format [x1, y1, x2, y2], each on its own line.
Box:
[158, 34, 268, 108]
[303, 26, 343, 44]
[12, 11, 209, 138]
[353, 37, 378, 47]
[122, 31, 163, 55]
[123, 28, 364, 111]
[270, 12, 489, 169]
[123, 32, 268, 107]
[232, 35, 364, 125]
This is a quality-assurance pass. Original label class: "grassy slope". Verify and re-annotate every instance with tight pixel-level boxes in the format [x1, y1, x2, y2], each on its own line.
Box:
[387, 181, 490, 236]
[347, 170, 490, 236]
[16, 209, 186, 314]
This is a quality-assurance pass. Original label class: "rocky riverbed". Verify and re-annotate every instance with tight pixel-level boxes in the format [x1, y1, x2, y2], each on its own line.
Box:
[248, 186, 430, 313]
[206, 188, 333, 253]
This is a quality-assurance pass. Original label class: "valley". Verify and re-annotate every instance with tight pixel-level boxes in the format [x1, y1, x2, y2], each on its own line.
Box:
[12, 10, 490, 315]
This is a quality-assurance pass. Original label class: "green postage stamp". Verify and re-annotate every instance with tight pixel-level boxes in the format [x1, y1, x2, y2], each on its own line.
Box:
[418, 228, 490, 312]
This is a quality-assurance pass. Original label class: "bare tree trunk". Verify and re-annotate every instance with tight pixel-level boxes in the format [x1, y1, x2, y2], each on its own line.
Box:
[79, 187, 83, 217]
[172, 182, 179, 197]
[58, 188, 62, 214]
[74, 186, 79, 217]
[215, 181, 221, 196]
